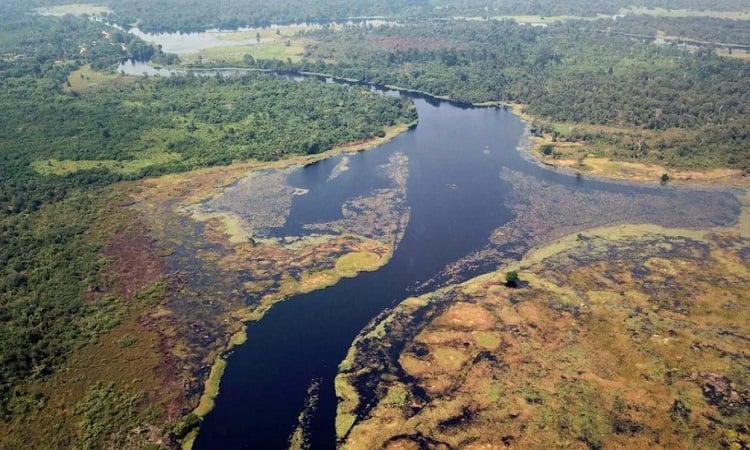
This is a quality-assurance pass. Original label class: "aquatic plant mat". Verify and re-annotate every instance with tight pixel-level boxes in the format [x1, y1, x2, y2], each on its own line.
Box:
[335, 171, 750, 448]
[124, 147, 410, 431]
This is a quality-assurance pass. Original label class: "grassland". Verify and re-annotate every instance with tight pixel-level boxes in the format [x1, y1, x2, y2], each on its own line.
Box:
[510, 105, 749, 186]
[717, 47, 750, 60]
[32, 151, 183, 176]
[1, 122, 415, 449]
[64, 64, 139, 92]
[337, 211, 750, 448]
[179, 25, 319, 64]
[619, 6, 750, 20]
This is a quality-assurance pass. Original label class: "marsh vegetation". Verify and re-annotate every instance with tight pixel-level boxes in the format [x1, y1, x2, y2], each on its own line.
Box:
[1, 1, 749, 448]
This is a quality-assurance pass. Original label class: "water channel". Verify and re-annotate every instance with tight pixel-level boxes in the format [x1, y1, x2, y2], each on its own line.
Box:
[116, 60, 740, 449]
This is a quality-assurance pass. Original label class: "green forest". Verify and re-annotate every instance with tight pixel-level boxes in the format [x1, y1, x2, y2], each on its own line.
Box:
[241, 19, 748, 170]
[9, 0, 750, 31]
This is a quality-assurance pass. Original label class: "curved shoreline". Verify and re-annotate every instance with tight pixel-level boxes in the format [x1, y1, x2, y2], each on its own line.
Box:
[173, 121, 415, 449]
[137, 60, 747, 188]
[119, 63, 745, 448]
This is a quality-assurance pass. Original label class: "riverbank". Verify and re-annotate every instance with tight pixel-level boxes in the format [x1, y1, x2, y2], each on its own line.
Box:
[508, 104, 749, 188]
[134, 122, 416, 449]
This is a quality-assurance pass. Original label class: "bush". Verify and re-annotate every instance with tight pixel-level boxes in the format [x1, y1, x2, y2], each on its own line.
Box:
[505, 270, 519, 287]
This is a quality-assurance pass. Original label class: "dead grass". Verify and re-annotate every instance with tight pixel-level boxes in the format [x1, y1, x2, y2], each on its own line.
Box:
[338, 224, 750, 449]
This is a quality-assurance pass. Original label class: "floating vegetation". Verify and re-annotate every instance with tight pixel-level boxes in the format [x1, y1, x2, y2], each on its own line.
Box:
[423, 168, 742, 290]
[119, 146, 411, 432]
[288, 378, 322, 450]
[305, 152, 410, 247]
[337, 224, 750, 449]
[202, 167, 301, 237]
[328, 156, 351, 181]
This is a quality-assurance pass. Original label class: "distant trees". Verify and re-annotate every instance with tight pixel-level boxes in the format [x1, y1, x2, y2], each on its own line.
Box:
[0, 15, 419, 422]
[296, 19, 749, 170]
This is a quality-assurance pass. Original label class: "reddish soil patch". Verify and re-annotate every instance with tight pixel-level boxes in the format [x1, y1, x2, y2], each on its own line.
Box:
[102, 225, 167, 300]
[367, 37, 451, 50]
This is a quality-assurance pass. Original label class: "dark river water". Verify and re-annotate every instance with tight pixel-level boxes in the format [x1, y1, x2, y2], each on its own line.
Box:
[117, 62, 738, 449]
[188, 92, 706, 448]
[191, 95, 527, 449]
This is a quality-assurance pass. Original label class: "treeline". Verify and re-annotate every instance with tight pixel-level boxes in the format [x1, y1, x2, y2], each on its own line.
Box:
[424, 0, 750, 17]
[0, 72, 416, 215]
[258, 19, 747, 170]
[0, 16, 416, 216]
[0, 15, 158, 215]
[0, 15, 159, 74]
[19, 0, 750, 32]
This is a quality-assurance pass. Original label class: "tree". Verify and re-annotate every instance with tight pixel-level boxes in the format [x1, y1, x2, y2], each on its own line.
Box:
[505, 270, 519, 288]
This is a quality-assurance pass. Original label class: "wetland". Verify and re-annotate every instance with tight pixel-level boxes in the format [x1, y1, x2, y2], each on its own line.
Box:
[178, 82, 745, 449]
[2, 8, 749, 449]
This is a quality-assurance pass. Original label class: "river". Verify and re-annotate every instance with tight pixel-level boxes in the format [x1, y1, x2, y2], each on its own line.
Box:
[116, 61, 740, 449]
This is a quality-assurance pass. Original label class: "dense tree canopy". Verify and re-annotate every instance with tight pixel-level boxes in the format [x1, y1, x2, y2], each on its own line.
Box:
[8, 0, 750, 32]
[267, 19, 749, 170]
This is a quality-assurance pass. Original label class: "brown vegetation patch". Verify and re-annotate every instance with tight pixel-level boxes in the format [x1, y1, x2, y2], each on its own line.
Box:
[432, 302, 496, 331]
[338, 230, 750, 449]
[101, 225, 166, 300]
[426, 168, 741, 291]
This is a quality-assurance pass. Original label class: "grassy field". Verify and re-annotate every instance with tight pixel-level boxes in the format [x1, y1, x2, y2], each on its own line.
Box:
[180, 25, 319, 63]
[32, 151, 183, 176]
[65, 64, 137, 92]
[717, 47, 750, 60]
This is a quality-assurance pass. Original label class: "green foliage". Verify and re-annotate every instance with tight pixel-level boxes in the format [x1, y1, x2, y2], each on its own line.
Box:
[609, 15, 750, 45]
[172, 413, 201, 439]
[505, 270, 519, 287]
[286, 19, 749, 169]
[0, 15, 416, 423]
[0, 191, 124, 421]
[14, 0, 750, 32]
[0, 16, 416, 216]
[74, 382, 141, 449]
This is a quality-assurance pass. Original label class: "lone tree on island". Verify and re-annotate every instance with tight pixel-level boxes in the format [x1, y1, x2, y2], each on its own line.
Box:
[505, 270, 519, 288]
